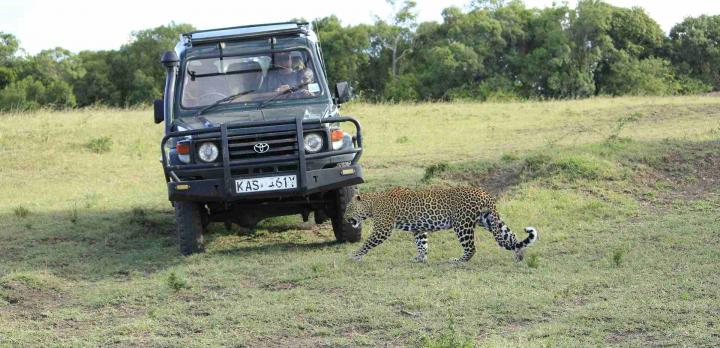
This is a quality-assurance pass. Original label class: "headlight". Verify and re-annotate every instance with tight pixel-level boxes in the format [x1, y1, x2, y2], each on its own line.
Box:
[197, 142, 219, 162]
[303, 133, 324, 153]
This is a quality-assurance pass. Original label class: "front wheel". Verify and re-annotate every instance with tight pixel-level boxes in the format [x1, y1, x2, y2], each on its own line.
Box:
[174, 201, 206, 255]
[331, 186, 362, 243]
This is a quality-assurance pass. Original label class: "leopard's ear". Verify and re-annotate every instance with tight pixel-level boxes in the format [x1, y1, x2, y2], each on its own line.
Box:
[356, 194, 362, 201]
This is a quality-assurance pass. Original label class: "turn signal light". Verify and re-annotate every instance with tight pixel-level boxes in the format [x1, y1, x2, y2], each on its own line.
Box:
[331, 129, 344, 141]
[176, 142, 191, 155]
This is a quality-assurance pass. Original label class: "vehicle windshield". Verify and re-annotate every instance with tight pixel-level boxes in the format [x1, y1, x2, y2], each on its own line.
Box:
[180, 49, 322, 109]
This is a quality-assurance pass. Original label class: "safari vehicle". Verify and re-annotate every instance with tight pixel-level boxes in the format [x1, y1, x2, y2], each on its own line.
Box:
[154, 22, 364, 255]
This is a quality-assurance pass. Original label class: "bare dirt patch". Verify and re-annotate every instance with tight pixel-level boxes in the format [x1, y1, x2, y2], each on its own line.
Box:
[0, 277, 67, 321]
[633, 141, 720, 202]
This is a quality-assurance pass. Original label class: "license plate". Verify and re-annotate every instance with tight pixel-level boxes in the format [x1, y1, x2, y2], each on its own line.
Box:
[235, 175, 297, 193]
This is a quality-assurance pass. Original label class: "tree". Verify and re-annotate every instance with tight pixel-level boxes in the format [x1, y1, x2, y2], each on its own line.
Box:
[0, 67, 15, 90]
[607, 6, 664, 58]
[0, 77, 46, 111]
[73, 50, 119, 106]
[0, 33, 20, 64]
[600, 51, 674, 96]
[45, 80, 76, 108]
[517, 4, 574, 98]
[369, 0, 418, 82]
[26, 47, 85, 86]
[111, 22, 195, 105]
[669, 15, 720, 90]
[314, 16, 371, 89]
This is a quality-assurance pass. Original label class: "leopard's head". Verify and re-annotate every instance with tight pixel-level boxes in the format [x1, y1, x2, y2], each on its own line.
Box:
[344, 194, 372, 228]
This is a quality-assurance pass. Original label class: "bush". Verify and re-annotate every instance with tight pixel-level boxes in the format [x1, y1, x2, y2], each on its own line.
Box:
[0, 77, 45, 111]
[523, 153, 616, 181]
[13, 206, 30, 218]
[601, 52, 675, 96]
[672, 75, 713, 95]
[166, 271, 189, 291]
[383, 74, 420, 101]
[85, 136, 113, 153]
[0, 76, 75, 111]
[422, 162, 450, 183]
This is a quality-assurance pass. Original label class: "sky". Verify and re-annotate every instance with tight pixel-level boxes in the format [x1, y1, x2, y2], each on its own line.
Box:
[2, 0, 720, 55]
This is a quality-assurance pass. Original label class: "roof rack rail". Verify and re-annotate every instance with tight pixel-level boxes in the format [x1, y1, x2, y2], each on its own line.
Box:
[183, 21, 310, 46]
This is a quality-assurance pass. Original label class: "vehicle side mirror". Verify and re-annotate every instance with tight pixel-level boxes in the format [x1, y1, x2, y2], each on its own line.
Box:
[335, 81, 352, 104]
[154, 99, 164, 124]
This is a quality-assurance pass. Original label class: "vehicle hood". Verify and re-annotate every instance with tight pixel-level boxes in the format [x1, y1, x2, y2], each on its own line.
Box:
[174, 103, 334, 130]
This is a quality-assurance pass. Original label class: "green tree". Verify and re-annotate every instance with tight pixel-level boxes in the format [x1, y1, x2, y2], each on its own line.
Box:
[314, 16, 371, 90]
[73, 50, 119, 106]
[0, 32, 20, 64]
[669, 15, 720, 90]
[0, 67, 16, 90]
[26, 47, 85, 86]
[607, 6, 664, 58]
[111, 22, 195, 105]
[45, 80, 76, 108]
[600, 51, 674, 95]
[516, 5, 574, 98]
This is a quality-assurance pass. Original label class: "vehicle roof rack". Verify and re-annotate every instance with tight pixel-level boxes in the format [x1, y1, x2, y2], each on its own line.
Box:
[183, 21, 310, 46]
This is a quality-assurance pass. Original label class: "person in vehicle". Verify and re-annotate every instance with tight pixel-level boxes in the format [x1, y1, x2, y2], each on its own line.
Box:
[264, 51, 315, 97]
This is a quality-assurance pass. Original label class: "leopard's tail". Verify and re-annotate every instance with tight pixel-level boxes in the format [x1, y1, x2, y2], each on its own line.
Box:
[500, 225, 537, 262]
[480, 212, 538, 251]
[509, 227, 536, 262]
[513, 227, 538, 250]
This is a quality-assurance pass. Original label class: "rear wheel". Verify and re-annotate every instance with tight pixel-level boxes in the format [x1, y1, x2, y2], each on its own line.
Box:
[174, 201, 206, 255]
[331, 185, 362, 243]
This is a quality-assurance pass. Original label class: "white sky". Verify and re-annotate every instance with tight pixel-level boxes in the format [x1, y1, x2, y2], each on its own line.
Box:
[1, 0, 719, 55]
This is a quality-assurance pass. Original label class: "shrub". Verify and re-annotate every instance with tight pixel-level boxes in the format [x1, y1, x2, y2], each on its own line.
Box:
[601, 53, 675, 96]
[166, 271, 189, 291]
[85, 136, 112, 153]
[526, 253, 540, 268]
[383, 74, 420, 101]
[612, 248, 625, 267]
[421, 318, 474, 348]
[13, 206, 30, 218]
[422, 162, 450, 183]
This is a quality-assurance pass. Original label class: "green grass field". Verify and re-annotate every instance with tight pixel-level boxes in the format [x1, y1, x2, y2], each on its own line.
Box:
[1, 96, 719, 346]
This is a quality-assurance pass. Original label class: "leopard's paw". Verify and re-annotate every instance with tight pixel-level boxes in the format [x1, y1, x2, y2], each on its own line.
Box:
[448, 258, 466, 264]
[411, 255, 427, 263]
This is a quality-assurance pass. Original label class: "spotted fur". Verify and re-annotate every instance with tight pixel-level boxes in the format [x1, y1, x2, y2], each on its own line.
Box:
[344, 186, 538, 263]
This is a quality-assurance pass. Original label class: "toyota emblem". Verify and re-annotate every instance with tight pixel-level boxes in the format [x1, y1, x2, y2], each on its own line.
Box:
[253, 142, 270, 153]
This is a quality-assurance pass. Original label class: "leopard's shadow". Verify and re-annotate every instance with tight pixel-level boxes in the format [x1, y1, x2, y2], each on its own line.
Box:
[211, 240, 340, 256]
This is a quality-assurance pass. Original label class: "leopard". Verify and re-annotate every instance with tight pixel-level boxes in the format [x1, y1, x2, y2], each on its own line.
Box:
[343, 186, 538, 263]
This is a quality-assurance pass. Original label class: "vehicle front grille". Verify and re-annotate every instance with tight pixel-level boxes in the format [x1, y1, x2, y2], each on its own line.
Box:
[227, 130, 298, 162]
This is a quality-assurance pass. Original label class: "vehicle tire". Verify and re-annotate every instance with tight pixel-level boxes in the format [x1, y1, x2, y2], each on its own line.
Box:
[331, 185, 362, 243]
[175, 201, 205, 255]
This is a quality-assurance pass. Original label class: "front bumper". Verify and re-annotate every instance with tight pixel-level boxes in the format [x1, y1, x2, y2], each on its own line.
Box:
[161, 116, 364, 202]
[168, 164, 363, 201]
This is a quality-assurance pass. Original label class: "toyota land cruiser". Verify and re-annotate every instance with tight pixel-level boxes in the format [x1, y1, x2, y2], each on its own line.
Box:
[154, 22, 364, 254]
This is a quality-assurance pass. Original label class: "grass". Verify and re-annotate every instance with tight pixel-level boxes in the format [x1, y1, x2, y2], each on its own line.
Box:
[1, 97, 719, 346]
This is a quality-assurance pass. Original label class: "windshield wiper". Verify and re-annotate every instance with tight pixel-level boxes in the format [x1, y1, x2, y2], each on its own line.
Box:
[256, 82, 311, 110]
[196, 89, 257, 116]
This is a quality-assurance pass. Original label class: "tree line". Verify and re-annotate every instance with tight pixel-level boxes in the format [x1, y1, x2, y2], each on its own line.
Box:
[1, 0, 719, 111]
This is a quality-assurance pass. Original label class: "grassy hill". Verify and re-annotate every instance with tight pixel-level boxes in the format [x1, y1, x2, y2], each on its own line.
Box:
[1, 97, 719, 346]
